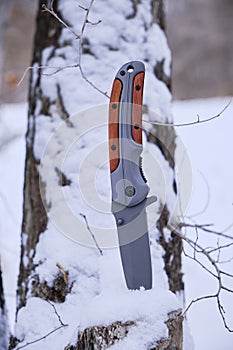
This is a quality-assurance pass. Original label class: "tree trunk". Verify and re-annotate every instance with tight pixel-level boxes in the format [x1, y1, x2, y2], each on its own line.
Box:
[0, 265, 9, 349]
[13, 0, 183, 348]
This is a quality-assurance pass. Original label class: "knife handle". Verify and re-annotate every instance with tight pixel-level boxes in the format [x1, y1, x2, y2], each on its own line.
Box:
[109, 78, 123, 173]
[132, 72, 144, 145]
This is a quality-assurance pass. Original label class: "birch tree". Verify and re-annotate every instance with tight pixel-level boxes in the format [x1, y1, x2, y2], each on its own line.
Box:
[11, 0, 185, 348]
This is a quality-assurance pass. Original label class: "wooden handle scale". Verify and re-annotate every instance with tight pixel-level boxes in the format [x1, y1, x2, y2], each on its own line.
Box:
[109, 62, 145, 173]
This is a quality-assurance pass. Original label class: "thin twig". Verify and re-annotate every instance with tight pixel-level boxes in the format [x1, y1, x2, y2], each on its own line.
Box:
[16, 325, 67, 349]
[170, 224, 233, 332]
[143, 99, 232, 127]
[79, 66, 109, 97]
[17, 64, 79, 86]
[16, 300, 68, 349]
[42, 0, 107, 97]
[46, 300, 68, 327]
[179, 222, 233, 241]
[56, 262, 69, 284]
[42, 1, 80, 39]
[188, 171, 210, 218]
[80, 213, 103, 255]
[18, 0, 107, 98]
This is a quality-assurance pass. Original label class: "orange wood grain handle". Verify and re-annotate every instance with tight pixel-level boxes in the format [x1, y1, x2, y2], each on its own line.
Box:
[132, 72, 145, 144]
[109, 78, 123, 173]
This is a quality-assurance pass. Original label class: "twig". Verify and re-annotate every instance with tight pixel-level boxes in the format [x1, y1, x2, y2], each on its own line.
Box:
[172, 225, 233, 332]
[18, 0, 106, 97]
[17, 64, 79, 87]
[42, 1, 80, 39]
[79, 65, 109, 97]
[15, 300, 68, 349]
[17, 0, 108, 98]
[179, 222, 233, 241]
[16, 325, 67, 349]
[143, 99, 232, 127]
[79, 213, 103, 255]
[56, 262, 69, 284]
[46, 300, 68, 327]
[188, 171, 210, 218]
[219, 256, 233, 265]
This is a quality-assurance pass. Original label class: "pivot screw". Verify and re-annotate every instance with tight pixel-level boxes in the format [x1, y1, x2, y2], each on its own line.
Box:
[125, 186, 135, 197]
[117, 218, 124, 226]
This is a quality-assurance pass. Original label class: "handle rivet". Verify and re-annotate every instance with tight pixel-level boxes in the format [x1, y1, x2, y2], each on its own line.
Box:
[120, 70, 125, 76]
[112, 103, 117, 109]
[136, 85, 141, 91]
[111, 144, 116, 151]
[134, 124, 140, 130]
[125, 186, 135, 197]
[117, 218, 124, 226]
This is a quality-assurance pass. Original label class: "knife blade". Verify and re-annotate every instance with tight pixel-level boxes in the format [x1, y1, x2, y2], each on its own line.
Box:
[108, 61, 155, 290]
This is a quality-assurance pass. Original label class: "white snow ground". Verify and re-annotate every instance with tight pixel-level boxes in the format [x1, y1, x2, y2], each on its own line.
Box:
[0, 97, 233, 348]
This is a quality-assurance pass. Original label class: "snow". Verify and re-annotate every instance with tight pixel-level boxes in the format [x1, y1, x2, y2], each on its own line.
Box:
[1, 97, 233, 348]
[1, 1, 232, 349]
[0, 103, 27, 331]
[80, 288, 178, 329]
[80, 288, 179, 350]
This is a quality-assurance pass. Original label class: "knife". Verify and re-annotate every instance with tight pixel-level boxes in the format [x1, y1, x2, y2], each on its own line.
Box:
[108, 61, 156, 290]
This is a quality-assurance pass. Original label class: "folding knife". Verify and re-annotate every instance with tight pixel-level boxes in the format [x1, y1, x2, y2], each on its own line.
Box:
[108, 61, 155, 290]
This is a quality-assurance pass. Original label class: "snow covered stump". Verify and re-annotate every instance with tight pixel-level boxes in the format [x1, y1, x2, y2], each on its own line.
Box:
[12, 1, 185, 349]
[67, 310, 183, 350]
[65, 303, 183, 349]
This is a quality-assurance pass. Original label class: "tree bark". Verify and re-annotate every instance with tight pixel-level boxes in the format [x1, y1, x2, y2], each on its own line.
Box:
[0, 265, 9, 349]
[13, 0, 183, 348]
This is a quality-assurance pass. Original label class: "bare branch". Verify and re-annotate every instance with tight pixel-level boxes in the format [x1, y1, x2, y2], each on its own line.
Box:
[184, 293, 218, 315]
[42, 2, 80, 39]
[143, 99, 232, 127]
[16, 325, 67, 349]
[15, 299, 68, 349]
[170, 225, 233, 332]
[17, 64, 79, 86]
[46, 300, 68, 327]
[207, 241, 233, 254]
[187, 171, 210, 218]
[79, 66, 109, 97]
[18, 0, 108, 98]
[79, 213, 103, 255]
[179, 222, 233, 241]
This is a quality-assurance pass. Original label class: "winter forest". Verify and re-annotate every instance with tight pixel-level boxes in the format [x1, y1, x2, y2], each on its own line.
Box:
[0, 0, 233, 349]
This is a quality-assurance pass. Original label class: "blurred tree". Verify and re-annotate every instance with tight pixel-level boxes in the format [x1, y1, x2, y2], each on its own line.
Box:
[166, 0, 233, 99]
[0, 0, 36, 103]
